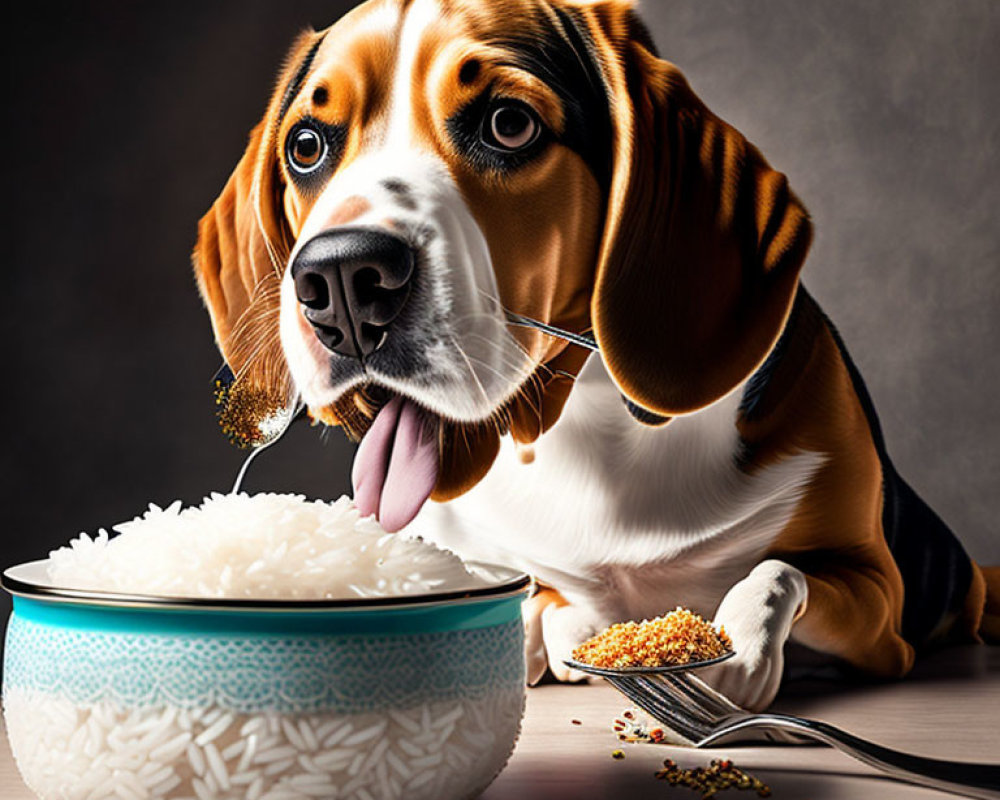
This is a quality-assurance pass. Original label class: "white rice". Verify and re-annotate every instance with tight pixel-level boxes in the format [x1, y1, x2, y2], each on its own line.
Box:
[4, 687, 524, 800]
[46, 493, 491, 599]
[6, 492, 524, 798]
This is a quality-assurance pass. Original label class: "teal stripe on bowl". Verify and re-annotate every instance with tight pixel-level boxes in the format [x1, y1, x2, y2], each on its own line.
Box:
[3, 612, 526, 713]
[12, 593, 523, 636]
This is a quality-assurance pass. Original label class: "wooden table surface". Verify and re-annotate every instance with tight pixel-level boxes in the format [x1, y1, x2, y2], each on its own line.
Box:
[3, 645, 998, 799]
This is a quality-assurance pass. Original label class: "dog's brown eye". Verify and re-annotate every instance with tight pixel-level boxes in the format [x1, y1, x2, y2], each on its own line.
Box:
[484, 104, 540, 152]
[287, 126, 327, 174]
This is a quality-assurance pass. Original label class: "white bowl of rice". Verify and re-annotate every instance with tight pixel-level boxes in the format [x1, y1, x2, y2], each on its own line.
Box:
[1, 493, 530, 800]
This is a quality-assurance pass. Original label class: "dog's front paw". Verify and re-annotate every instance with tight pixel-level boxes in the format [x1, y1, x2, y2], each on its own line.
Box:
[522, 589, 599, 684]
[699, 560, 808, 711]
[699, 631, 784, 712]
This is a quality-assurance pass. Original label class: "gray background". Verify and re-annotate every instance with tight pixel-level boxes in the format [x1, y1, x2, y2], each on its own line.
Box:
[2, 0, 998, 640]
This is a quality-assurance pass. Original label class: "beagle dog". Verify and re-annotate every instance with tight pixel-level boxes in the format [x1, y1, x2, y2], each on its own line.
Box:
[193, 0, 1000, 710]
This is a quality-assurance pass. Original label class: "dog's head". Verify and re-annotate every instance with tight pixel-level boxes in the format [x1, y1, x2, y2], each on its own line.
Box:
[194, 0, 811, 529]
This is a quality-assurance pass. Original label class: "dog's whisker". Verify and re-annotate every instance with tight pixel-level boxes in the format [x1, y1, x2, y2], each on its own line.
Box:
[455, 331, 538, 384]
[445, 332, 496, 414]
[450, 345, 538, 401]
[442, 332, 549, 441]
[441, 316, 563, 435]
[446, 302, 584, 382]
[463, 288, 599, 353]
[471, 285, 505, 309]
[442, 313, 540, 384]
[250, 169, 288, 280]
[456, 333, 538, 385]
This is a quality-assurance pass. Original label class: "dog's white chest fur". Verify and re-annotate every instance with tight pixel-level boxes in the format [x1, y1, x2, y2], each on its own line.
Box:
[411, 355, 823, 625]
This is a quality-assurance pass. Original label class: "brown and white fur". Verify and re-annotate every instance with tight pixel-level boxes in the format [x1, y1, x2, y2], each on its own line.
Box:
[193, 0, 1000, 710]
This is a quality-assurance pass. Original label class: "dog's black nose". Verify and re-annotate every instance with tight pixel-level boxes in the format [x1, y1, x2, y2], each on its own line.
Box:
[291, 228, 415, 359]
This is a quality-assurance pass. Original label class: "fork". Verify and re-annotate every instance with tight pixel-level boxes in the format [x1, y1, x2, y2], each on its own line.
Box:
[565, 654, 1000, 799]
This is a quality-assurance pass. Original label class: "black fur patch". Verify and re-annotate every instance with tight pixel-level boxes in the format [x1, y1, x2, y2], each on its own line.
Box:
[278, 35, 324, 124]
[820, 306, 974, 647]
[622, 397, 671, 426]
[381, 179, 418, 210]
[459, 59, 481, 85]
[739, 290, 804, 422]
[544, 6, 614, 192]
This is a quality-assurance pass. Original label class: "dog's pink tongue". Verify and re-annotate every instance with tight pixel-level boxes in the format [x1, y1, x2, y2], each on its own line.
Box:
[352, 396, 438, 532]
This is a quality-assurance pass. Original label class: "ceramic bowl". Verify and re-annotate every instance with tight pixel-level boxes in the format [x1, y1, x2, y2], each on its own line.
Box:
[2, 560, 530, 800]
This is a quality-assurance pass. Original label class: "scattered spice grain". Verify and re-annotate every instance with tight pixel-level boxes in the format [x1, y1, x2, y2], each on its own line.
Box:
[656, 758, 772, 798]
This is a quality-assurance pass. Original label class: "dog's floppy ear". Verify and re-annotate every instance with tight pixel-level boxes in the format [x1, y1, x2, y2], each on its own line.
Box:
[578, 4, 811, 417]
[193, 30, 323, 375]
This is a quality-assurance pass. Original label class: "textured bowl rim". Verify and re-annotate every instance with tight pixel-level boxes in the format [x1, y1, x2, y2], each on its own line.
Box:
[1, 559, 532, 613]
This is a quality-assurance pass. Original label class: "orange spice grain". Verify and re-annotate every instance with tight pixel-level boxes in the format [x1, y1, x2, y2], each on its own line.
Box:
[572, 607, 732, 669]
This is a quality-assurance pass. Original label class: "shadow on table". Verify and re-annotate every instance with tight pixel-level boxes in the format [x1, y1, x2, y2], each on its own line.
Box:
[777, 644, 999, 706]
